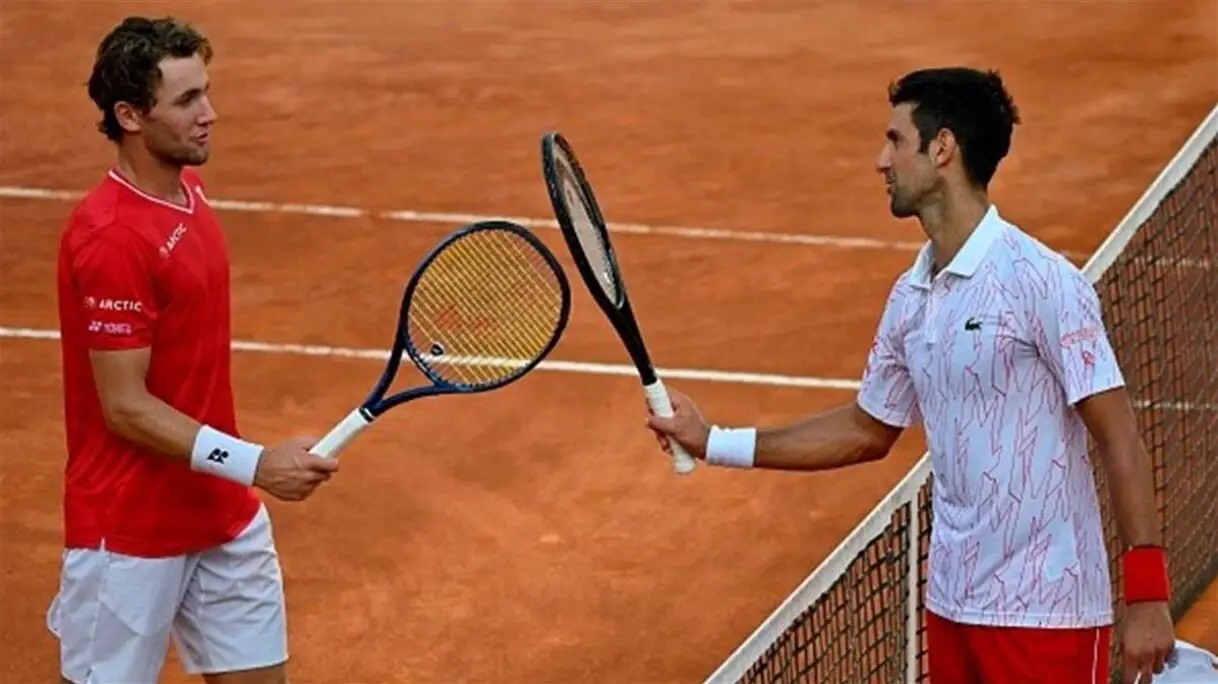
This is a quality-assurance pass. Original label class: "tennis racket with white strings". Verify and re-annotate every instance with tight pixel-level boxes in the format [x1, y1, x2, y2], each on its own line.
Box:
[309, 219, 571, 460]
[540, 132, 697, 475]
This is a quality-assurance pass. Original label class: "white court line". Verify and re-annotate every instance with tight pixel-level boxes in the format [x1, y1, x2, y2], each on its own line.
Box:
[0, 184, 1089, 257]
[5, 325, 1209, 410]
[0, 325, 863, 391]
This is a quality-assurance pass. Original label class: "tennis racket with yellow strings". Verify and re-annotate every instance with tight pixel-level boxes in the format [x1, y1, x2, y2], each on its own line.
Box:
[309, 219, 571, 460]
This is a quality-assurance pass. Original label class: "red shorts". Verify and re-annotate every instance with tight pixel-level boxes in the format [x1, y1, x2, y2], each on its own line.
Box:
[927, 610, 1111, 684]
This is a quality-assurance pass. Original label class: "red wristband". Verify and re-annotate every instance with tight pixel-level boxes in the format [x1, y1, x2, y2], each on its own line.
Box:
[1122, 545, 1170, 604]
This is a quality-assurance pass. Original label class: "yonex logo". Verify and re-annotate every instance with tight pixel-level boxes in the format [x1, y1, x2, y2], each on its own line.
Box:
[964, 317, 982, 331]
[88, 320, 133, 336]
[207, 448, 229, 464]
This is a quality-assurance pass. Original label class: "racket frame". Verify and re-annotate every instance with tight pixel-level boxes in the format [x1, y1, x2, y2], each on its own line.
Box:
[540, 131, 697, 474]
[309, 219, 572, 459]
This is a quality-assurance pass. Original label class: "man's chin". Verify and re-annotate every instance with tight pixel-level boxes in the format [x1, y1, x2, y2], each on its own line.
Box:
[158, 150, 209, 168]
[185, 151, 210, 166]
[180, 142, 211, 166]
[889, 202, 917, 219]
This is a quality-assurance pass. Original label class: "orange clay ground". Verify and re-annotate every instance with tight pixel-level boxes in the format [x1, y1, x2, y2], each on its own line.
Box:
[1, 2, 1215, 682]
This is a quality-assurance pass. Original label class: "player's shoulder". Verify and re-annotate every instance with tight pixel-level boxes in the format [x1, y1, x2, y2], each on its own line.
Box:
[891, 268, 917, 295]
[996, 219, 1091, 286]
[65, 174, 122, 233]
[992, 220, 1102, 321]
[872, 266, 921, 327]
[62, 175, 155, 256]
[887, 257, 924, 302]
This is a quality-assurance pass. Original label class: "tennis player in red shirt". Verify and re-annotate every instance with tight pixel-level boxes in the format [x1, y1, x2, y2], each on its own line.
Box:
[48, 16, 338, 684]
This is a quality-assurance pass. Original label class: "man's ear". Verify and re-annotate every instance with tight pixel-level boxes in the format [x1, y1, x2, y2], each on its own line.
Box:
[929, 128, 957, 169]
[113, 101, 143, 135]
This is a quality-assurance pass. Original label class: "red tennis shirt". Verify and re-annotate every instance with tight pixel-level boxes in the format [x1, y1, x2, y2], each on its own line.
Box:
[56, 167, 260, 558]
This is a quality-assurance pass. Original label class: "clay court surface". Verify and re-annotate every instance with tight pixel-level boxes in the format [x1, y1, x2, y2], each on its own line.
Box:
[1, 1, 1216, 682]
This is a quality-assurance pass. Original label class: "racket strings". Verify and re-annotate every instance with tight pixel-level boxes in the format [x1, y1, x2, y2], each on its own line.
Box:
[405, 228, 565, 389]
[411, 260, 537, 385]
[465, 234, 565, 346]
[434, 236, 556, 362]
[407, 295, 507, 386]
[419, 293, 537, 385]
[410, 278, 541, 387]
[558, 160, 618, 303]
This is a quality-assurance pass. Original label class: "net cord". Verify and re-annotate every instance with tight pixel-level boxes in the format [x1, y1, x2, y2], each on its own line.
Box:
[702, 100, 1218, 684]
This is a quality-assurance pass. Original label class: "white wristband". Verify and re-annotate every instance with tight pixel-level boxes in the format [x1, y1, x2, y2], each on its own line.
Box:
[706, 426, 757, 469]
[190, 425, 263, 486]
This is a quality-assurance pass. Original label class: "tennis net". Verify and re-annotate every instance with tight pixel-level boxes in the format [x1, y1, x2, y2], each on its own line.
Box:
[705, 102, 1218, 684]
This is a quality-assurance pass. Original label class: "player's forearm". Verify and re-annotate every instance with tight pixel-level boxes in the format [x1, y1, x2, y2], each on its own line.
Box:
[100, 390, 203, 463]
[1098, 441, 1162, 548]
[102, 389, 268, 486]
[753, 404, 894, 471]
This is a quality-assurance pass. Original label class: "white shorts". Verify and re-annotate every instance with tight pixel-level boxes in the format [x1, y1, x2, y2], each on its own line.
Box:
[46, 503, 287, 684]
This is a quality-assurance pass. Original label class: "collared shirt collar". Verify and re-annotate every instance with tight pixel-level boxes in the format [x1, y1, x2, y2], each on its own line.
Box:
[909, 204, 1004, 289]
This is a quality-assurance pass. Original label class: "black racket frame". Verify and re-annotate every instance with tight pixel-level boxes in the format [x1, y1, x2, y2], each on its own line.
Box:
[540, 131, 662, 387]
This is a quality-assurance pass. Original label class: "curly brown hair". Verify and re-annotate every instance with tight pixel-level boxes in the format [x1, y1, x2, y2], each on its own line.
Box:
[87, 16, 213, 142]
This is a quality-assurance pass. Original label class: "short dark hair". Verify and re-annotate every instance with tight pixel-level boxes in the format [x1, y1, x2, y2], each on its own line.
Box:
[888, 67, 1020, 188]
[87, 16, 213, 142]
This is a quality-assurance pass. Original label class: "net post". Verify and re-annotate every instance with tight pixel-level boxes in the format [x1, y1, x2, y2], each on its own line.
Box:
[904, 496, 919, 682]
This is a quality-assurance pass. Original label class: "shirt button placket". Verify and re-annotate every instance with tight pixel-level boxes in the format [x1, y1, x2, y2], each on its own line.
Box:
[926, 277, 940, 346]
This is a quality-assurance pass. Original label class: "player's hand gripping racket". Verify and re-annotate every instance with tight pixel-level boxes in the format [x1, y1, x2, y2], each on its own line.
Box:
[309, 220, 571, 460]
[540, 132, 697, 475]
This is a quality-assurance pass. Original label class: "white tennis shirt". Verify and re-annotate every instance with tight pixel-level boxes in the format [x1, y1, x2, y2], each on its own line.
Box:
[857, 205, 1124, 629]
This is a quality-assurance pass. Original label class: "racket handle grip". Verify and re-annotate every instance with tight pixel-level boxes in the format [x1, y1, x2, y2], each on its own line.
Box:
[310, 408, 372, 460]
[643, 379, 698, 475]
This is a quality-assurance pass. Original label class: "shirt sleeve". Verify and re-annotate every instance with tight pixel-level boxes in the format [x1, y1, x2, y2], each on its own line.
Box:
[1031, 264, 1125, 405]
[70, 228, 159, 351]
[857, 279, 921, 428]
